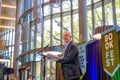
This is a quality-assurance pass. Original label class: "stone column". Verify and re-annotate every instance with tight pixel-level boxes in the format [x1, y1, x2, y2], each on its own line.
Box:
[78, 0, 88, 42]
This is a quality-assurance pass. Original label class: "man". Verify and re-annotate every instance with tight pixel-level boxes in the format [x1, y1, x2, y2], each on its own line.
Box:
[58, 31, 82, 80]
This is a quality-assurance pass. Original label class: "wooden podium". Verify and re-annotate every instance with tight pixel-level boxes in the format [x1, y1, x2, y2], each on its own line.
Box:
[56, 62, 64, 80]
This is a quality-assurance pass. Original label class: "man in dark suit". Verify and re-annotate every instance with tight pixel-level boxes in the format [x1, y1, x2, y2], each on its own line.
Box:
[58, 31, 82, 80]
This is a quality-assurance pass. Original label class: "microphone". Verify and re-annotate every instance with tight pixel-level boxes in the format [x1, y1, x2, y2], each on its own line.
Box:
[44, 44, 49, 49]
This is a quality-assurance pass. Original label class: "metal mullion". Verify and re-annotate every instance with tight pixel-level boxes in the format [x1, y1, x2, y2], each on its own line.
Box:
[91, 0, 95, 35]
[60, 22, 62, 45]
[28, 23, 31, 50]
[102, 0, 105, 25]
[34, 22, 37, 49]
[50, 4, 53, 46]
[41, 0, 44, 48]
[70, 0, 73, 40]
[7, 29, 11, 66]
[10, 29, 14, 67]
[61, 0, 63, 45]
[111, 0, 116, 25]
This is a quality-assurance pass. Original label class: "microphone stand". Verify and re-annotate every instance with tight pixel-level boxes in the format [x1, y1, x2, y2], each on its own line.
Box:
[37, 44, 49, 80]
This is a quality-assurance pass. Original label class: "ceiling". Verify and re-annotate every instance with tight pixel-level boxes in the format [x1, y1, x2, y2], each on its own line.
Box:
[0, 0, 16, 29]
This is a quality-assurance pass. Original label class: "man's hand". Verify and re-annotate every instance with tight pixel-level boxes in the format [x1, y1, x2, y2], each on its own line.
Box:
[57, 54, 63, 57]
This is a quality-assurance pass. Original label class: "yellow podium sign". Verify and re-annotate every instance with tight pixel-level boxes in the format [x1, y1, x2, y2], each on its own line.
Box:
[101, 29, 119, 76]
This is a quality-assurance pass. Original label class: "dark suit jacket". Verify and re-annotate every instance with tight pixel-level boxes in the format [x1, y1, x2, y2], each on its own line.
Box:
[58, 41, 82, 80]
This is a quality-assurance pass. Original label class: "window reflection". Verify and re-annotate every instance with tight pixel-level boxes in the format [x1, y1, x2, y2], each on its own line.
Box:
[36, 32, 42, 48]
[73, 14, 79, 43]
[24, 0, 33, 11]
[62, 0, 71, 12]
[87, 0, 91, 5]
[104, 3, 113, 25]
[94, 0, 100, 3]
[72, 0, 78, 10]
[30, 22, 35, 50]
[94, 7, 102, 27]
[44, 19, 50, 46]
[62, 15, 71, 32]
[53, 7, 60, 14]
[87, 10, 92, 40]
[52, 17, 61, 45]
[44, 5, 50, 16]
[115, 0, 120, 25]
[44, 0, 49, 3]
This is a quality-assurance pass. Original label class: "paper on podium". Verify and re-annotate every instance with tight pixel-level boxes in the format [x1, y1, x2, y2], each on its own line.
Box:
[42, 51, 63, 61]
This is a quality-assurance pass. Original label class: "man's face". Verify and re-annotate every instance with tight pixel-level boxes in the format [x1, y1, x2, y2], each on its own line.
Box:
[63, 32, 72, 43]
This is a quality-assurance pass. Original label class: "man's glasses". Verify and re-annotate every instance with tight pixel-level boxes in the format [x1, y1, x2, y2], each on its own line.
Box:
[63, 34, 70, 36]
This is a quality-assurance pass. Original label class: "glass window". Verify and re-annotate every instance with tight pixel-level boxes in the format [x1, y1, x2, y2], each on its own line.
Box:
[24, 0, 33, 11]
[86, 0, 118, 41]
[115, 0, 120, 26]
[104, 2, 113, 25]
[19, 44, 22, 55]
[62, 0, 71, 12]
[12, 30, 15, 45]
[9, 29, 14, 45]
[44, 5, 51, 16]
[73, 14, 79, 43]
[94, 6, 102, 27]
[87, 10, 93, 40]
[35, 62, 41, 80]
[30, 53, 34, 61]
[94, 0, 100, 3]
[11, 52, 14, 67]
[72, 0, 78, 10]
[30, 21, 36, 50]
[0, 28, 15, 67]
[62, 15, 71, 32]
[52, 16, 61, 45]
[26, 54, 29, 62]
[43, 19, 51, 46]
[87, 0, 91, 5]
[36, 32, 42, 48]
[52, 7, 60, 14]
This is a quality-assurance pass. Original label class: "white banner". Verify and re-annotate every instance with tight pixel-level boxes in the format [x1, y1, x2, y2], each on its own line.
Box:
[77, 41, 87, 74]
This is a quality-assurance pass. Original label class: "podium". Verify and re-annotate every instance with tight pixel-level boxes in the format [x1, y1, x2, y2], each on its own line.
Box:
[42, 51, 63, 80]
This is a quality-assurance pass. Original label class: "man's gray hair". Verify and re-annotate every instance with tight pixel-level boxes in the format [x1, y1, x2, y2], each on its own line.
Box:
[65, 31, 72, 36]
